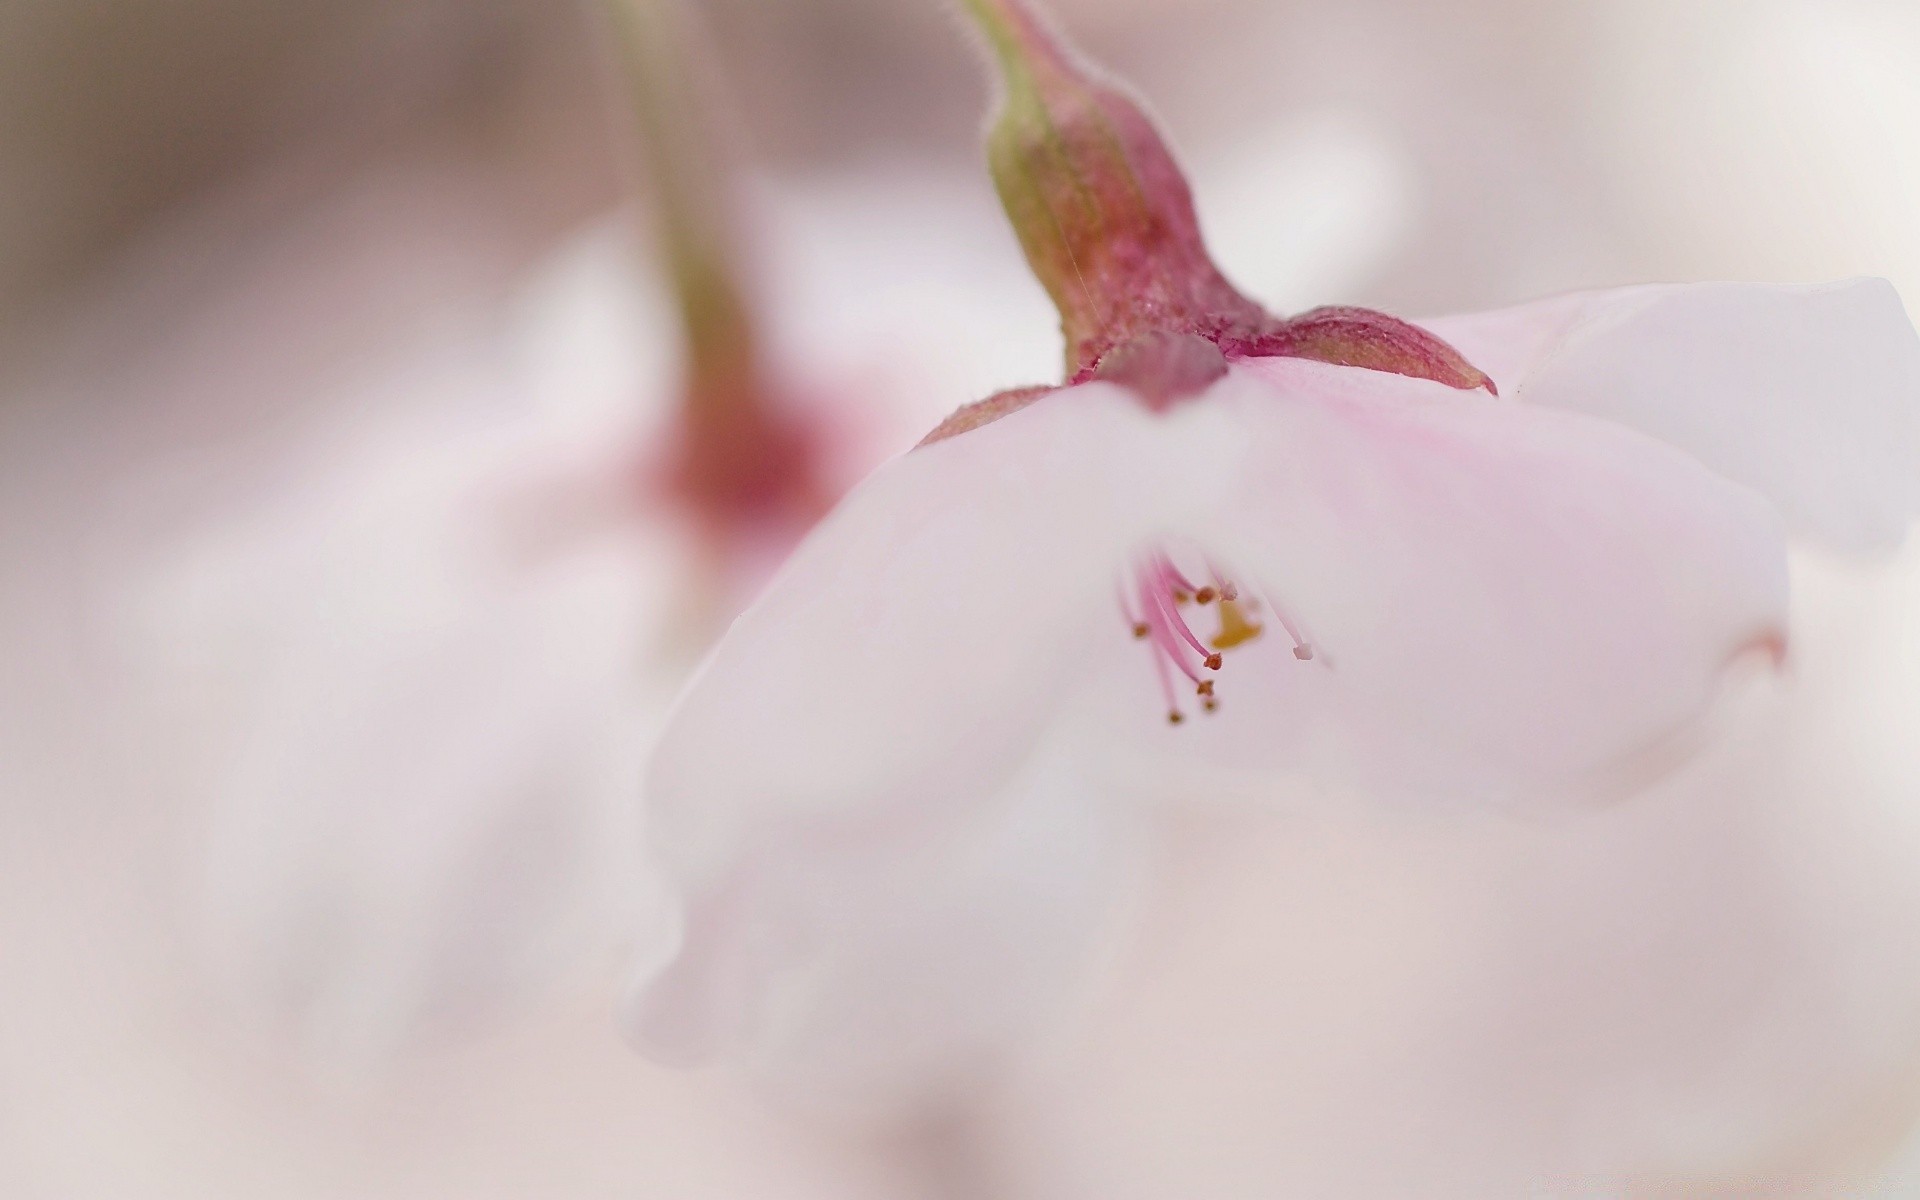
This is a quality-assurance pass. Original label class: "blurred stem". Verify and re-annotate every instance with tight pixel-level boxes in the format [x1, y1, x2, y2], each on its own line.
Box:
[959, 0, 1074, 96]
[602, 0, 765, 422]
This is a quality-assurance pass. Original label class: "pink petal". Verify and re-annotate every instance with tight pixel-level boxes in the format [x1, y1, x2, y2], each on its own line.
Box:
[635, 354, 1798, 1072]
[1422, 280, 1920, 551]
[627, 742, 1133, 1104]
[1140, 358, 1792, 806]
[634, 385, 1236, 1064]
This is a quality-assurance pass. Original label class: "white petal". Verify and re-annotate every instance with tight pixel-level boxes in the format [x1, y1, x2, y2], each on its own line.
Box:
[643, 384, 1240, 882]
[627, 740, 1134, 1109]
[1423, 280, 1920, 550]
[1128, 358, 1792, 806]
[633, 384, 1237, 1073]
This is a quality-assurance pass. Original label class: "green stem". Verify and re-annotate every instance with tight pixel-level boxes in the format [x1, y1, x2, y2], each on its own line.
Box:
[959, 0, 1072, 95]
[603, 0, 764, 415]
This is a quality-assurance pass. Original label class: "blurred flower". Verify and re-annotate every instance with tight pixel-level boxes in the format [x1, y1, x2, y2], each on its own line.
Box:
[5, 151, 965, 1200]
[624, 0, 1920, 1113]
[129, 6, 775, 1064]
[118, 0, 1045, 1066]
[148, 163, 1044, 1062]
[161, 365, 671, 1062]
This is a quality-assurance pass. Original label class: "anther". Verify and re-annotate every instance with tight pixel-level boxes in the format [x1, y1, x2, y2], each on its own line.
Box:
[1129, 554, 1258, 724]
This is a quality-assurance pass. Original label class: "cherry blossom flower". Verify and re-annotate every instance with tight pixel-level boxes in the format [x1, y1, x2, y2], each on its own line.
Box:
[625, 0, 1920, 1101]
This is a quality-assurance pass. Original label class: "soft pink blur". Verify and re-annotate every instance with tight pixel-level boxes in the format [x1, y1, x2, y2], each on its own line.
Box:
[5, 1, 1920, 1197]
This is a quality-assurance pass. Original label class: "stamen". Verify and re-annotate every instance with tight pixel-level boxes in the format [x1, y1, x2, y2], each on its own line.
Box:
[1203, 559, 1239, 605]
[1156, 554, 1201, 596]
[1150, 636, 1183, 725]
[1126, 551, 1324, 726]
[1271, 603, 1313, 660]
[1140, 576, 1204, 683]
[1147, 572, 1216, 667]
[1116, 581, 1150, 640]
[1126, 550, 1299, 727]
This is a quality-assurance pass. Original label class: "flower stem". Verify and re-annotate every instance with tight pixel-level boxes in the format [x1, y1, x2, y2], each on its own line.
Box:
[957, 0, 1272, 380]
[605, 0, 759, 400]
[959, 0, 1074, 91]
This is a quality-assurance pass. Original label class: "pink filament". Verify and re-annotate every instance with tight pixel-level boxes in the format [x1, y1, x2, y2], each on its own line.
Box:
[1144, 556, 1213, 664]
[1119, 550, 1314, 724]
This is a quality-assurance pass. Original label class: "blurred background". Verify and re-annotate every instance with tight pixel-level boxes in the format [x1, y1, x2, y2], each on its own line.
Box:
[6, 1, 1920, 1197]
